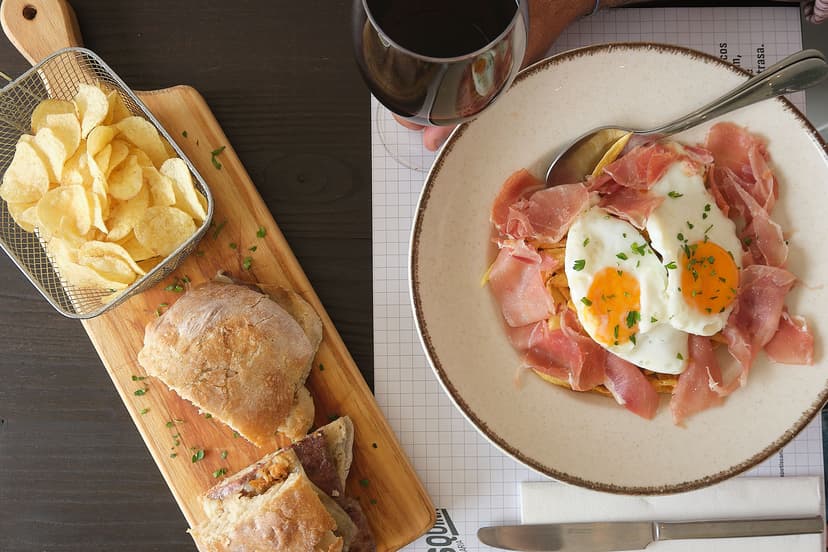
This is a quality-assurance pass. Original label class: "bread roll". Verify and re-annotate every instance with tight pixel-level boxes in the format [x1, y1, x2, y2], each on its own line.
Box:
[137, 282, 322, 444]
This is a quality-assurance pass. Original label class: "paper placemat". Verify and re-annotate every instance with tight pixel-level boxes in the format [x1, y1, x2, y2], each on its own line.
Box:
[371, 6, 822, 550]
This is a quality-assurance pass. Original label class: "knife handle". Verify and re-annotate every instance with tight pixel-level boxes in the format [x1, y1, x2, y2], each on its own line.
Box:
[655, 516, 824, 541]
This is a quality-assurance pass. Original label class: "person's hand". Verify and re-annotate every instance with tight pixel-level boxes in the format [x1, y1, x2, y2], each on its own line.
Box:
[392, 114, 457, 151]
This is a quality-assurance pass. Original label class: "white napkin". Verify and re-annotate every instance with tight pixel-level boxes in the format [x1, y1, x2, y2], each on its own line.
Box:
[520, 477, 825, 551]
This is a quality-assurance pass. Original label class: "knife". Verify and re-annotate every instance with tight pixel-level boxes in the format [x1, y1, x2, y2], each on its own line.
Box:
[477, 516, 824, 551]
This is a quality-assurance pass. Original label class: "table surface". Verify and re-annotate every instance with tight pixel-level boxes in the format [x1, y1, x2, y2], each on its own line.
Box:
[0, 1, 370, 550]
[1, 2, 826, 551]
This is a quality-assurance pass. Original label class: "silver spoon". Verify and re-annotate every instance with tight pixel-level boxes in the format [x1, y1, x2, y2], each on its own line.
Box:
[545, 49, 828, 187]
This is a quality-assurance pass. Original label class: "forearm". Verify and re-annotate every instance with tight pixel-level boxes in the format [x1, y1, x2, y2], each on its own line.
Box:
[523, 0, 644, 66]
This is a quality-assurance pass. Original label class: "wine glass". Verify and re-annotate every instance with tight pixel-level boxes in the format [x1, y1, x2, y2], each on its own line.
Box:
[352, 0, 528, 171]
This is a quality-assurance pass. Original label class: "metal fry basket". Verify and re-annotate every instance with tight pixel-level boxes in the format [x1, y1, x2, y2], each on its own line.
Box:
[0, 47, 213, 318]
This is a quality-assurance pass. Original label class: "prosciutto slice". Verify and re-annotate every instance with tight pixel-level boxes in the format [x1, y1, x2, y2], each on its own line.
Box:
[504, 183, 589, 244]
[524, 311, 607, 391]
[705, 122, 777, 214]
[720, 265, 797, 394]
[765, 309, 815, 365]
[602, 143, 681, 190]
[488, 240, 553, 327]
[598, 188, 664, 229]
[604, 353, 659, 419]
[670, 335, 724, 425]
[491, 169, 544, 234]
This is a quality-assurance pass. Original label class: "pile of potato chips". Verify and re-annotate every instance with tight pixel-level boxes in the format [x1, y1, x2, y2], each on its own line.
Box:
[0, 83, 207, 300]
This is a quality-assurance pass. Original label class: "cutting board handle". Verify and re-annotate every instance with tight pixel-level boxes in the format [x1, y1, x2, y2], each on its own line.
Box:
[1, 0, 82, 65]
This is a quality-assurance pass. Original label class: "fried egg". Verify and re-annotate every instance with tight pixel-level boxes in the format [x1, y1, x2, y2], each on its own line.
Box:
[646, 160, 742, 336]
[565, 206, 688, 374]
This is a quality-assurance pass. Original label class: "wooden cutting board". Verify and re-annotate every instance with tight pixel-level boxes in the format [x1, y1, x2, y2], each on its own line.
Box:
[1, 1, 434, 550]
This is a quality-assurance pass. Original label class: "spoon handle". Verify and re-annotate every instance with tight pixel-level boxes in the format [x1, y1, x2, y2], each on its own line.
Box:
[648, 49, 828, 137]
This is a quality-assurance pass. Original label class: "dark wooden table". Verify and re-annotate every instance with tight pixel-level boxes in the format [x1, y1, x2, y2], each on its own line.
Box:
[0, 1, 371, 550]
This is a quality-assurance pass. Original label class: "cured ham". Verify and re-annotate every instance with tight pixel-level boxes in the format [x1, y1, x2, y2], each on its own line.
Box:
[765, 309, 815, 365]
[504, 183, 589, 244]
[487, 240, 553, 327]
[670, 335, 724, 425]
[491, 169, 544, 233]
[602, 143, 677, 190]
[604, 354, 659, 419]
[720, 265, 797, 394]
[705, 122, 777, 214]
[598, 188, 664, 229]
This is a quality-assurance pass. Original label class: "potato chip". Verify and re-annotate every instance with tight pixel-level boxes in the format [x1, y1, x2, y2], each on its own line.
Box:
[160, 158, 207, 221]
[106, 184, 150, 242]
[88, 190, 108, 233]
[131, 147, 153, 168]
[74, 83, 109, 139]
[37, 185, 92, 240]
[118, 232, 156, 262]
[31, 99, 75, 133]
[134, 206, 196, 257]
[87, 124, 117, 157]
[104, 90, 132, 125]
[137, 258, 161, 274]
[143, 166, 176, 206]
[115, 117, 169, 167]
[62, 141, 93, 188]
[0, 139, 50, 203]
[80, 240, 145, 276]
[44, 112, 81, 158]
[34, 127, 69, 182]
[108, 155, 143, 200]
[107, 139, 130, 176]
[6, 201, 38, 233]
[94, 143, 112, 175]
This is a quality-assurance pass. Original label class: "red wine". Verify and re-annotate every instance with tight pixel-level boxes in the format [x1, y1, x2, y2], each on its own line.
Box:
[366, 0, 518, 58]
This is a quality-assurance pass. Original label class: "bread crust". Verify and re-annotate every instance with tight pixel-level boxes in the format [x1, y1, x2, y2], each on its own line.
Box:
[192, 450, 343, 552]
[137, 282, 318, 444]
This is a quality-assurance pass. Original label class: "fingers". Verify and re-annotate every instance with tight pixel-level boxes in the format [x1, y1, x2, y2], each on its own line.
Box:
[392, 113, 425, 131]
[423, 125, 455, 151]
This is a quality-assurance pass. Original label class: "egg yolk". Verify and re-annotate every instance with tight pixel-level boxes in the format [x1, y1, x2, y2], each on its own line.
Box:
[584, 268, 641, 346]
[679, 241, 739, 314]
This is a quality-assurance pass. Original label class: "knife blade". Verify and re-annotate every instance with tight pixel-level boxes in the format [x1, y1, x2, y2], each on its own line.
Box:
[477, 516, 824, 551]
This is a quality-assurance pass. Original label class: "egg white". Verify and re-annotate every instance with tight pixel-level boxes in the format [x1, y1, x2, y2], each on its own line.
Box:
[646, 161, 743, 336]
[565, 206, 688, 374]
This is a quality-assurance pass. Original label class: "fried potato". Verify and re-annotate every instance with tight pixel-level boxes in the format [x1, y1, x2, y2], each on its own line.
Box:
[104, 90, 131, 124]
[74, 83, 109, 139]
[31, 99, 75, 133]
[87, 124, 117, 157]
[134, 205, 196, 257]
[160, 158, 207, 221]
[108, 155, 143, 200]
[106, 184, 150, 242]
[115, 117, 169, 168]
[6, 201, 38, 233]
[0, 139, 50, 203]
[37, 185, 93, 240]
[143, 166, 176, 207]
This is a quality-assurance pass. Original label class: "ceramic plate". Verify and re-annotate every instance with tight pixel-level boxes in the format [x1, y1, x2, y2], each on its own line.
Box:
[411, 44, 828, 494]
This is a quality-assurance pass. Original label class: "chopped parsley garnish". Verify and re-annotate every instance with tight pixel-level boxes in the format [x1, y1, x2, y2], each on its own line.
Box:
[704, 224, 714, 234]
[248, 245, 257, 252]
[221, 450, 228, 459]
[676, 353, 684, 360]
[631, 242, 647, 256]
[229, 242, 237, 250]
[704, 204, 711, 211]
[134, 388, 148, 396]
[707, 256, 715, 264]
[372, 443, 378, 449]
[212, 219, 227, 239]
[256, 226, 266, 238]
[665, 261, 677, 270]
[583, 237, 590, 247]
[677, 233, 685, 242]
[370, 498, 378, 505]
[744, 237, 753, 246]
[140, 408, 150, 415]
[213, 468, 227, 478]
[686, 221, 694, 229]
[613, 325, 620, 339]
[210, 146, 226, 170]
[170, 453, 178, 458]
[702, 212, 708, 219]
[204, 413, 212, 419]
[191, 449, 205, 463]
[195, 250, 205, 257]
[572, 259, 585, 271]
[164, 283, 184, 293]
[232, 431, 240, 439]
[181, 130, 188, 138]
[131, 375, 146, 381]
[242, 256, 253, 271]
[165, 421, 175, 428]
[616, 252, 628, 260]
[650, 316, 658, 323]
[359, 478, 370, 488]
[625, 310, 640, 328]
[319, 363, 325, 371]
[668, 191, 683, 198]
[580, 297, 593, 306]
[630, 334, 637, 345]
